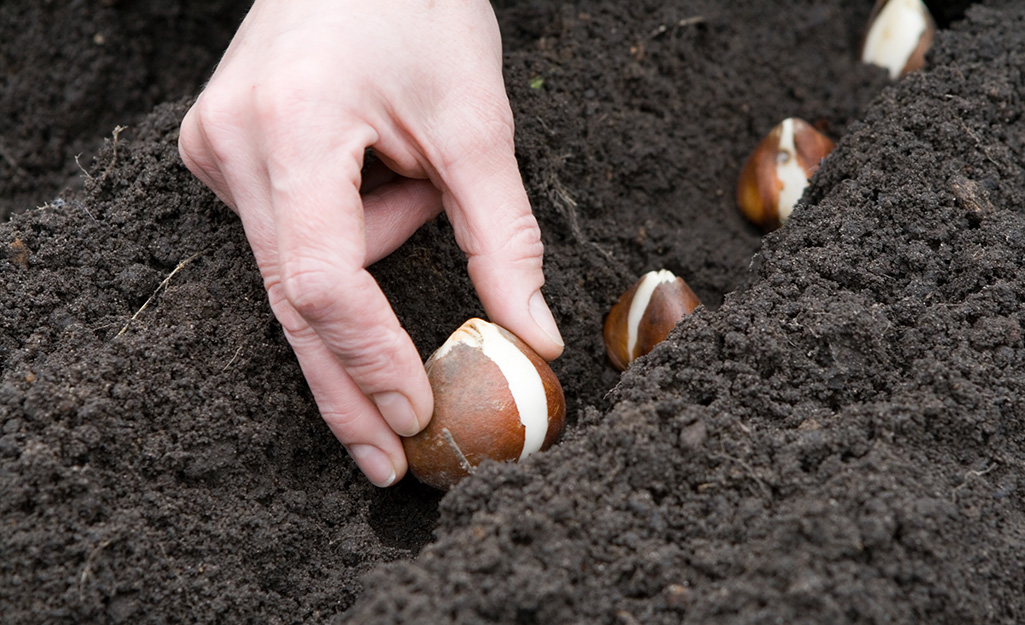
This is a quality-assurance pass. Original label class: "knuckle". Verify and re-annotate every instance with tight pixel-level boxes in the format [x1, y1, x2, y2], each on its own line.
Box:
[264, 278, 312, 338]
[435, 95, 515, 170]
[318, 403, 365, 437]
[250, 64, 335, 136]
[479, 211, 545, 265]
[177, 113, 203, 160]
[340, 329, 406, 385]
[192, 71, 326, 153]
[278, 255, 342, 323]
[252, 78, 306, 127]
[182, 89, 248, 165]
[275, 259, 410, 389]
[506, 211, 544, 249]
[192, 89, 243, 136]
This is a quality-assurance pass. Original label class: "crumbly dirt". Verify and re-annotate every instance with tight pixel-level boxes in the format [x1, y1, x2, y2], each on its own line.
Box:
[2, 1, 1024, 623]
[0, 0, 248, 221]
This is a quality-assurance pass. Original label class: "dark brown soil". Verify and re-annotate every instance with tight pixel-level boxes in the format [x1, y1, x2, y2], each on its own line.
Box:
[0, 0, 249, 221]
[3, 1, 1024, 623]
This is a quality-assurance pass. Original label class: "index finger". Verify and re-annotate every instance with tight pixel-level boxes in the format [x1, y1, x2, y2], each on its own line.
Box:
[264, 122, 435, 442]
[431, 110, 564, 362]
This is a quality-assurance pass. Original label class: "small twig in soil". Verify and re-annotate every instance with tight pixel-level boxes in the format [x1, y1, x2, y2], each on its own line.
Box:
[78, 538, 113, 601]
[952, 463, 997, 500]
[79, 125, 128, 182]
[222, 345, 244, 372]
[543, 166, 614, 261]
[633, 15, 705, 60]
[74, 153, 94, 181]
[73, 198, 98, 222]
[40, 197, 97, 222]
[650, 15, 705, 39]
[104, 125, 127, 179]
[117, 251, 203, 337]
[545, 169, 584, 238]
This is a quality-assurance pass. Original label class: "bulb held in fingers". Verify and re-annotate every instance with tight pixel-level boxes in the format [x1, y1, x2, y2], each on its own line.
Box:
[402, 318, 566, 490]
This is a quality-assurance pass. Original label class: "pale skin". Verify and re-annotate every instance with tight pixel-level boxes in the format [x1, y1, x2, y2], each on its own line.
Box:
[178, 0, 564, 486]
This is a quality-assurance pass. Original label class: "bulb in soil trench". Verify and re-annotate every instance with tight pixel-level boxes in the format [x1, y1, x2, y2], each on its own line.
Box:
[604, 270, 701, 371]
[736, 117, 836, 231]
[402, 318, 566, 491]
[861, 0, 937, 79]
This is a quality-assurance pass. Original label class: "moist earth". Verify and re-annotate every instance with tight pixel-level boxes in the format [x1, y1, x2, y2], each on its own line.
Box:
[2, 1, 1024, 623]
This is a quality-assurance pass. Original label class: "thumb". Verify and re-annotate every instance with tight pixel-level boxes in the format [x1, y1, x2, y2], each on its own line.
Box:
[436, 121, 564, 362]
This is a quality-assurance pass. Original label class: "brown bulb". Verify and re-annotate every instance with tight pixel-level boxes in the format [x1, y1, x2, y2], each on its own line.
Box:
[604, 270, 700, 371]
[861, 0, 937, 79]
[736, 117, 836, 231]
[402, 318, 565, 490]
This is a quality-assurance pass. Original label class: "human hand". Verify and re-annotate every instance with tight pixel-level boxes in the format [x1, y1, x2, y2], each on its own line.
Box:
[178, 0, 563, 487]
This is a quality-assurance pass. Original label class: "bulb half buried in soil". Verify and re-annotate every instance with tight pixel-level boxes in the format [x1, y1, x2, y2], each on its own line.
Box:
[861, 0, 937, 79]
[736, 117, 836, 231]
[604, 270, 701, 371]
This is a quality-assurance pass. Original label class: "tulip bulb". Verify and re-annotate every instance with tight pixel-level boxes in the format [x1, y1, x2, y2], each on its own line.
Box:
[736, 117, 836, 231]
[403, 318, 565, 490]
[861, 0, 937, 79]
[604, 270, 700, 370]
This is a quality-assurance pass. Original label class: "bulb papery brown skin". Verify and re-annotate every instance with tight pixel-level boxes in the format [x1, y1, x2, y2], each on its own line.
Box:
[402, 318, 566, 491]
[604, 270, 701, 371]
[860, 0, 936, 79]
[736, 117, 836, 231]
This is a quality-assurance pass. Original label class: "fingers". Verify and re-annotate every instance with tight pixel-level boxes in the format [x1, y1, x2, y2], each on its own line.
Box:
[266, 135, 435, 442]
[362, 177, 442, 266]
[284, 321, 408, 487]
[178, 102, 239, 212]
[183, 92, 438, 487]
[271, 171, 438, 485]
[432, 110, 564, 362]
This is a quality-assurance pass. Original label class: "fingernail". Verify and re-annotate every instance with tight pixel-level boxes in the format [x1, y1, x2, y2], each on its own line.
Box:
[529, 289, 564, 349]
[347, 444, 397, 487]
[373, 391, 421, 437]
